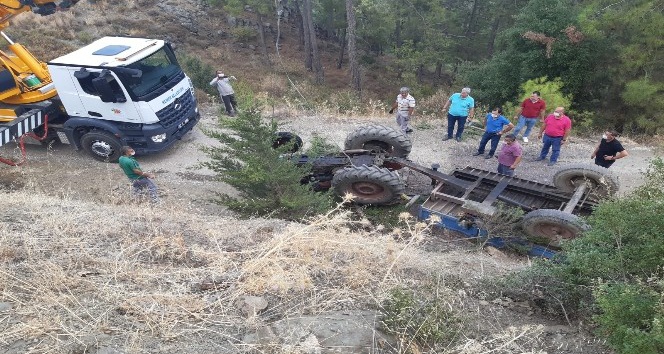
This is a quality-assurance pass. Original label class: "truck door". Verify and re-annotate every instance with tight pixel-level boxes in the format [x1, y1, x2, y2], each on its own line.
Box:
[70, 68, 143, 123]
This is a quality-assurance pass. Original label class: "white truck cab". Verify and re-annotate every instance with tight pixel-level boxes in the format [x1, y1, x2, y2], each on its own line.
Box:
[46, 36, 199, 161]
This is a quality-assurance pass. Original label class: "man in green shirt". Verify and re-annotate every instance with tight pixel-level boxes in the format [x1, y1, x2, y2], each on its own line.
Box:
[119, 146, 159, 204]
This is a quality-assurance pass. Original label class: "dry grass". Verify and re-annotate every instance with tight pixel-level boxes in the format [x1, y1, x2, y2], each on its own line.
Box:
[0, 178, 532, 352]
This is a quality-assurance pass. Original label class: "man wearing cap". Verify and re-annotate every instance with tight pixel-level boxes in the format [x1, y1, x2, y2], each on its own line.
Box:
[389, 87, 416, 133]
[536, 107, 572, 166]
[441, 87, 475, 142]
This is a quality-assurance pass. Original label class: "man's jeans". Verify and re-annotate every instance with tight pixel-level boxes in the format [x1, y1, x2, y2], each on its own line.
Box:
[221, 94, 238, 115]
[497, 163, 514, 177]
[477, 131, 501, 156]
[396, 111, 410, 133]
[131, 178, 159, 203]
[539, 134, 563, 162]
[447, 114, 468, 139]
[513, 115, 538, 138]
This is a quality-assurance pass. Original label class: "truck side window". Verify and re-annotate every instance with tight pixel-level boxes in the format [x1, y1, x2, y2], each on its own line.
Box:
[77, 72, 100, 95]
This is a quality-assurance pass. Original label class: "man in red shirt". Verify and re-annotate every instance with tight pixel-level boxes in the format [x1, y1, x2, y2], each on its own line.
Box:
[512, 91, 546, 143]
[536, 107, 571, 166]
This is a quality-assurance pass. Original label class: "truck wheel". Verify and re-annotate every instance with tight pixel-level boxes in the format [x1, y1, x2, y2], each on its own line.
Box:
[521, 209, 589, 247]
[344, 125, 412, 158]
[332, 165, 405, 205]
[553, 163, 620, 197]
[81, 131, 123, 162]
[273, 132, 303, 153]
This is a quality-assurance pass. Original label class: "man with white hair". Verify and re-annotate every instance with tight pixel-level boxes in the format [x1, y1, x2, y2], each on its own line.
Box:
[389, 87, 416, 133]
[441, 87, 475, 142]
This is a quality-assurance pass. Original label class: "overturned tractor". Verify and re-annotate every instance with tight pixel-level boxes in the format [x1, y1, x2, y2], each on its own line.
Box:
[287, 124, 618, 256]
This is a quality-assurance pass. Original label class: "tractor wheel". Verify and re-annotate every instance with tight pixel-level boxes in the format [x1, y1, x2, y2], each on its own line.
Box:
[80, 131, 123, 162]
[521, 209, 589, 247]
[273, 132, 303, 153]
[344, 124, 412, 158]
[332, 165, 405, 205]
[553, 163, 620, 197]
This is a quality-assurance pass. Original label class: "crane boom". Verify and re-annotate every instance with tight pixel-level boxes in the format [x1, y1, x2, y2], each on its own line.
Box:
[0, 0, 78, 116]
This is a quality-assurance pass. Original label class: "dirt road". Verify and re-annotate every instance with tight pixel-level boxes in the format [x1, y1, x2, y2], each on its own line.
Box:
[1, 105, 656, 210]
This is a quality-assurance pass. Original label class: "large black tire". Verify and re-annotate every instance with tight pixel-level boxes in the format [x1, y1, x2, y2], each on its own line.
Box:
[332, 165, 405, 205]
[344, 124, 412, 158]
[80, 131, 123, 162]
[553, 163, 620, 197]
[522, 209, 590, 247]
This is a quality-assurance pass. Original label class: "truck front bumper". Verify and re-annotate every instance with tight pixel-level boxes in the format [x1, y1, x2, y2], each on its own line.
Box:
[129, 108, 200, 155]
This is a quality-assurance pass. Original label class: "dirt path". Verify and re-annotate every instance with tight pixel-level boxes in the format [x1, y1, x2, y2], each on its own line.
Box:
[1, 104, 656, 209]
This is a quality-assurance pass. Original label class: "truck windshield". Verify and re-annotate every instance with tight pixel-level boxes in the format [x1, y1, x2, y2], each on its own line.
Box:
[116, 46, 182, 99]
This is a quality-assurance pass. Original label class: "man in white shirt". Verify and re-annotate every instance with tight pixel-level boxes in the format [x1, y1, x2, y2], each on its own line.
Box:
[389, 87, 416, 133]
[210, 70, 238, 116]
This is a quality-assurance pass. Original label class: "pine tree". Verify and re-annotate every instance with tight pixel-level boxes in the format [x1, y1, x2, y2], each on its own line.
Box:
[201, 106, 334, 220]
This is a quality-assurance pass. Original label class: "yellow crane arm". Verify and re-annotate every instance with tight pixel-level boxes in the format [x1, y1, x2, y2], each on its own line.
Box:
[0, 1, 78, 110]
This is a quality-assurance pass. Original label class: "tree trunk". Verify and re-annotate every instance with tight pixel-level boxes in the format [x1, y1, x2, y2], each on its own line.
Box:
[304, 0, 324, 84]
[299, 0, 312, 70]
[337, 28, 346, 69]
[293, 0, 305, 50]
[417, 64, 425, 84]
[487, 17, 501, 57]
[465, 0, 479, 37]
[346, 0, 360, 93]
[256, 14, 270, 64]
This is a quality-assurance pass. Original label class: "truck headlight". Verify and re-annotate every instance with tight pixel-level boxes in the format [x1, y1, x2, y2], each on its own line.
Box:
[188, 78, 195, 96]
[151, 133, 167, 143]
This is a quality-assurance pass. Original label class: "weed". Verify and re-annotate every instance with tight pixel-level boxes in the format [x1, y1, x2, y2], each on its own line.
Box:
[380, 285, 463, 351]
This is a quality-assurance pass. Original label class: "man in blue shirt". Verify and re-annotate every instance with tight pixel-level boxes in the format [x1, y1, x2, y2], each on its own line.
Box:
[472, 107, 514, 158]
[442, 87, 475, 142]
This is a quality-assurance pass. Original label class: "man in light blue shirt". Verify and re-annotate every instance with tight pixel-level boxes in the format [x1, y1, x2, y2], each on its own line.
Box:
[441, 87, 475, 142]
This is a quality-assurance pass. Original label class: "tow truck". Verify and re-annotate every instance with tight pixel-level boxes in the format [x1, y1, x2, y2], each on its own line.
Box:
[0, 0, 199, 165]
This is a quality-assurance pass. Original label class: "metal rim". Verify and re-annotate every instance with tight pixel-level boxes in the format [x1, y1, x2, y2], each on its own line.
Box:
[89, 140, 114, 158]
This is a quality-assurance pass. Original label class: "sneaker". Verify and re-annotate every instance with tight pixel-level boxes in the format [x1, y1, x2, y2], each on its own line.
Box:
[485, 154, 493, 159]
[535, 157, 546, 162]
[456, 137, 462, 142]
[405, 128, 414, 133]
[523, 137, 529, 143]
[547, 161, 556, 166]
[472, 152, 483, 156]
[442, 136, 452, 141]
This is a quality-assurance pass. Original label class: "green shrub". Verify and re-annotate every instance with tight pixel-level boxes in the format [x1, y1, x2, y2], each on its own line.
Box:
[178, 53, 217, 95]
[502, 77, 572, 120]
[200, 105, 334, 220]
[495, 158, 664, 352]
[304, 136, 340, 158]
[594, 281, 664, 354]
[380, 286, 463, 351]
[361, 204, 410, 230]
[232, 26, 257, 42]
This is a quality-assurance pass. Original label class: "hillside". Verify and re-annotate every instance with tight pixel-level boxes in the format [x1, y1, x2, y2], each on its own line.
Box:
[0, 1, 660, 353]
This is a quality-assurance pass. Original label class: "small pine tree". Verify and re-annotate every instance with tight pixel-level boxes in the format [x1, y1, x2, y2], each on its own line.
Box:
[201, 105, 334, 220]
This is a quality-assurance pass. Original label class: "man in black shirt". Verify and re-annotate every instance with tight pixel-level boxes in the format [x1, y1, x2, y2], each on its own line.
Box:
[591, 130, 628, 168]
